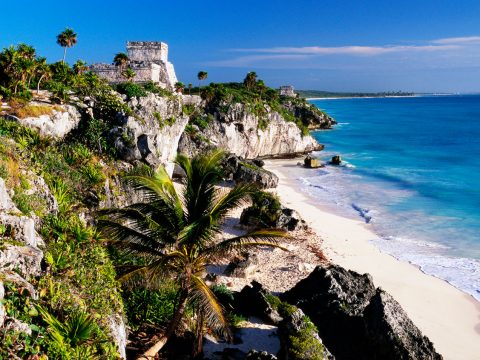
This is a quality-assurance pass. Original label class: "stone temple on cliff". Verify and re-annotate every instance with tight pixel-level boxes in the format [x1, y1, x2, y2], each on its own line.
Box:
[90, 41, 178, 90]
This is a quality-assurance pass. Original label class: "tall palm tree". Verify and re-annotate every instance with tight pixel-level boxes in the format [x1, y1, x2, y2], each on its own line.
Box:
[197, 71, 208, 88]
[98, 151, 286, 359]
[56, 28, 78, 64]
[113, 52, 129, 73]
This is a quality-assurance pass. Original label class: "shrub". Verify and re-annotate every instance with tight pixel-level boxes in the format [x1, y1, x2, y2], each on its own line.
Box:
[241, 190, 282, 228]
[115, 82, 147, 98]
[288, 315, 324, 360]
[123, 282, 179, 329]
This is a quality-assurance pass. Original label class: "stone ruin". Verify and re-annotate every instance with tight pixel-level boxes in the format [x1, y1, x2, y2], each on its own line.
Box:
[90, 41, 178, 90]
[279, 85, 297, 97]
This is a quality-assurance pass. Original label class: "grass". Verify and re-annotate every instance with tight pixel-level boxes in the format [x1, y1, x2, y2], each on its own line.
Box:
[11, 104, 63, 119]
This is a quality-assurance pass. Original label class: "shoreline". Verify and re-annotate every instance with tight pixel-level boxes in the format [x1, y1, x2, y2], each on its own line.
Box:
[263, 158, 480, 360]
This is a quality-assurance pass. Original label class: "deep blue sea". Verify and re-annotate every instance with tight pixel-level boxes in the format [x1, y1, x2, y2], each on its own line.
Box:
[300, 95, 480, 300]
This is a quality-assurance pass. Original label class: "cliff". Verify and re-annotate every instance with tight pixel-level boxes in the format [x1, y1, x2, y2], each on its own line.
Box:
[179, 102, 324, 159]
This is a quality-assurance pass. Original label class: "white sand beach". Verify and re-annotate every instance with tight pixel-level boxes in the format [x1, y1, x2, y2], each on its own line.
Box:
[255, 159, 480, 360]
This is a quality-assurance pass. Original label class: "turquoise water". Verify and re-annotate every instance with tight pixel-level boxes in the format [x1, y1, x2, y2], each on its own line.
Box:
[300, 95, 480, 299]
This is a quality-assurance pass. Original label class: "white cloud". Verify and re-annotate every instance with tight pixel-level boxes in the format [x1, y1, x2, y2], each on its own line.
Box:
[206, 36, 480, 69]
[230, 44, 459, 56]
[433, 36, 480, 44]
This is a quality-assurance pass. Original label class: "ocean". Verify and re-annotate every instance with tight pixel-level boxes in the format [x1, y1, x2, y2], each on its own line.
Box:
[297, 95, 480, 300]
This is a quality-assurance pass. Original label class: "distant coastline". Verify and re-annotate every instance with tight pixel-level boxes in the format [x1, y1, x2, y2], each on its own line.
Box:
[306, 94, 419, 100]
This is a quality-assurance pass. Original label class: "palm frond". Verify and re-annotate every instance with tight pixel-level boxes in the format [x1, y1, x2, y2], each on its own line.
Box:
[210, 183, 257, 221]
[189, 275, 231, 340]
[203, 229, 288, 260]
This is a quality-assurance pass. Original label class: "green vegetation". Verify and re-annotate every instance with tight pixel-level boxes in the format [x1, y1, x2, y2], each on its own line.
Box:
[98, 150, 286, 358]
[241, 190, 283, 228]
[0, 114, 124, 358]
[289, 315, 324, 360]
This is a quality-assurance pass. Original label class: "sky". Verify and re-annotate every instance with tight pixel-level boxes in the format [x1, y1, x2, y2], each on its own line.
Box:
[2, 0, 480, 92]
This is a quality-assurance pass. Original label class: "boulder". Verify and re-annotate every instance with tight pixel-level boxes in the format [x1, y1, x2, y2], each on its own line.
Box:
[282, 265, 442, 360]
[240, 205, 306, 232]
[225, 254, 259, 279]
[304, 155, 323, 168]
[330, 155, 341, 165]
[276, 208, 306, 231]
[235, 281, 282, 325]
[246, 350, 278, 360]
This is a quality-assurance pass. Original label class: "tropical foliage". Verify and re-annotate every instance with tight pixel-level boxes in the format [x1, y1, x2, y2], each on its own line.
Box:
[98, 150, 286, 358]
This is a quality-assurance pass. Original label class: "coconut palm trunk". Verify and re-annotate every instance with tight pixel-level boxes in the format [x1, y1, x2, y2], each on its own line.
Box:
[139, 291, 189, 359]
[62, 47, 67, 64]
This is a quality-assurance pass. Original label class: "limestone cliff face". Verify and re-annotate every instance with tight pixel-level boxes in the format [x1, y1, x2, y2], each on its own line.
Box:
[111, 93, 189, 174]
[179, 102, 324, 159]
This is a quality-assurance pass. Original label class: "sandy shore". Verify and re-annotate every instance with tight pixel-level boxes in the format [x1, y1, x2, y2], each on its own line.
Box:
[260, 159, 480, 360]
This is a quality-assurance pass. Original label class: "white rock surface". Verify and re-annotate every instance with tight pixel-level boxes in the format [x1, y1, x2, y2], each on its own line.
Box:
[20, 104, 81, 139]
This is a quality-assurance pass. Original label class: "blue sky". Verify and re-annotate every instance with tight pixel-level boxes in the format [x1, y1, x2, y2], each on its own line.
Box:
[2, 0, 480, 92]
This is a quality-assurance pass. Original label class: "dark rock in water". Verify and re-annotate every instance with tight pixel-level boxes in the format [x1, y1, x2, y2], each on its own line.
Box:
[246, 350, 278, 360]
[235, 281, 282, 325]
[224, 254, 259, 279]
[282, 265, 442, 360]
[304, 155, 323, 168]
[279, 308, 335, 360]
[330, 155, 342, 165]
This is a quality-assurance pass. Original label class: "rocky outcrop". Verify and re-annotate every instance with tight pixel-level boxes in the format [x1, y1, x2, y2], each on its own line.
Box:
[20, 104, 82, 139]
[0, 178, 44, 336]
[110, 93, 189, 174]
[0, 178, 44, 278]
[281, 100, 336, 130]
[179, 103, 323, 159]
[283, 265, 442, 360]
[222, 154, 279, 189]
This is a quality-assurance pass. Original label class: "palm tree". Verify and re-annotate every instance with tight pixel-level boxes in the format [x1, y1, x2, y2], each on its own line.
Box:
[56, 28, 78, 64]
[98, 151, 286, 359]
[35, 57, 52, 93]
[174, 81, 185, 93]
[243, 71, 258, 90]
[113, 52, 129, 73]
[121, 68, 136, 82]
[73, 60, 88, 75]
[197, 71, 208, 88]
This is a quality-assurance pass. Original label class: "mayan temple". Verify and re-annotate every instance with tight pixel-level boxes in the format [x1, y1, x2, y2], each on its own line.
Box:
[90, 41, 178, 90]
